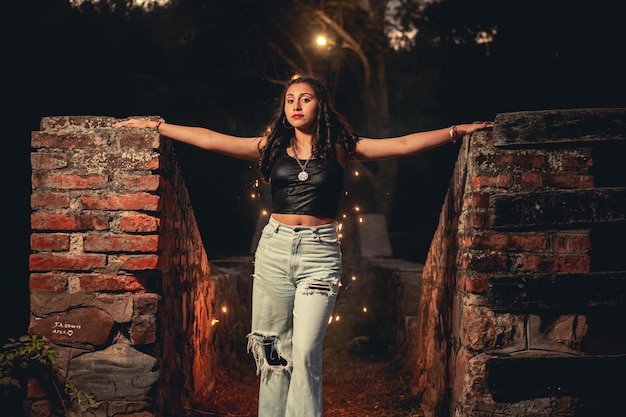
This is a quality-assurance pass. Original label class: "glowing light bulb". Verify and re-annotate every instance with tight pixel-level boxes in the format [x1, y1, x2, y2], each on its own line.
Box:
[211, 319, 220, 326]
[362, 307, 368, 313]
[316, 35, 328, 46]
[222, 306, 228, 313]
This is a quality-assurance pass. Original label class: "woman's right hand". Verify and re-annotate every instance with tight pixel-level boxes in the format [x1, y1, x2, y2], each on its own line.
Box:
[112, 118, 160, 129]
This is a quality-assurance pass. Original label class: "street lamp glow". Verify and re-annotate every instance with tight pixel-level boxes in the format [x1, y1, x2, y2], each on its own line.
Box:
[316, 35, 328, 47]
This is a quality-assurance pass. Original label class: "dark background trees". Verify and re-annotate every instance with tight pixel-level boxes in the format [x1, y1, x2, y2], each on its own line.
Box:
[4, 0, 624, 342]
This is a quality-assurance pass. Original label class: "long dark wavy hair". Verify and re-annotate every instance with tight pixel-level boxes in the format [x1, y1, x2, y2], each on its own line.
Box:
[257, 76, 359, 182]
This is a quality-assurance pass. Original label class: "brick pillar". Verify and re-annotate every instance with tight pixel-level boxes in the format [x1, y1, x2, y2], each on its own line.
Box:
[415, 108, 626, 417]
[28, 116, 218, 416]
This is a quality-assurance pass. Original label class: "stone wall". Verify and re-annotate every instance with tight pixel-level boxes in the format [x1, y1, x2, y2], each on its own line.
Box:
[414, 108, 626, 417]
[27, 109, 626, 417]
[28, 116, 247, 417]
[339, 213, 424, 361]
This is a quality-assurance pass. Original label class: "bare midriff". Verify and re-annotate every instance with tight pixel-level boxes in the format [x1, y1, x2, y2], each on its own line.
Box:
[272, 213, 335, 226]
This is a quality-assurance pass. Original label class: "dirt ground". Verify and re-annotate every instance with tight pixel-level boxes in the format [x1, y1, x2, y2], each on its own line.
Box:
[190, 336, 424, 417]
[189, 292, 425, 417]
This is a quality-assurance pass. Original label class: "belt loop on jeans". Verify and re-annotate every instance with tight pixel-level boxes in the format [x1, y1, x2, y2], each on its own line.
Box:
[269, 217, 280, 233]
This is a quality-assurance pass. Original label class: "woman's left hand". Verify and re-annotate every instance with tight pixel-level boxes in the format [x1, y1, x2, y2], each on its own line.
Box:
[458, 121, 493, 136]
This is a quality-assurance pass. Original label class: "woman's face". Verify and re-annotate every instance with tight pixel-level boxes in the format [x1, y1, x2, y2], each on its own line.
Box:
[284, 82, 318, 133]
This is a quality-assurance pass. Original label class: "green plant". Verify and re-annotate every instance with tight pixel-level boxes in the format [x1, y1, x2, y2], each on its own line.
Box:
[64, 383, 95, 413]
[0, 334, 94, 416]
[1, 334, 57, 394]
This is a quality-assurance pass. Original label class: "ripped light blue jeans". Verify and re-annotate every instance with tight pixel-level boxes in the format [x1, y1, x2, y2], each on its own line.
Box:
[247, 216, 341, 417]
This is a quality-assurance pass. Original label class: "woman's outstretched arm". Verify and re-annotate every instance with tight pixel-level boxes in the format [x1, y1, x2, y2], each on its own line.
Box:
[112, 118, 264, 161]
[350, 122, 492, 162]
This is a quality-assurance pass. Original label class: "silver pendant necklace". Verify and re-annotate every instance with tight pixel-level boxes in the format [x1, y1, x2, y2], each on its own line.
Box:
[291, 138, 311, 181]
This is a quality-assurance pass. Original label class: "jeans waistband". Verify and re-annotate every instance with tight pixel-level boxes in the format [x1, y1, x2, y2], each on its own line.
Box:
[267, 216, 338, 235]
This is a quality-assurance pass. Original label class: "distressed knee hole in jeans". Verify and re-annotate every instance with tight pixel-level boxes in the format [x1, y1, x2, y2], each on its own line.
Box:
[302, 277, 338, 297]
[247, 332, 292, 378]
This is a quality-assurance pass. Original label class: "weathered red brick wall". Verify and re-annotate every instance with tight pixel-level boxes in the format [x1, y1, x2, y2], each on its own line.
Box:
[415, 108, 626, 417]
[28, 116, 221, 416]
[29, 110, 625, 416]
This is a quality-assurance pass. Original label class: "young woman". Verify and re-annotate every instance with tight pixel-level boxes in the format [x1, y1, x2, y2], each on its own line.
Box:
[113, 75, 492, 417]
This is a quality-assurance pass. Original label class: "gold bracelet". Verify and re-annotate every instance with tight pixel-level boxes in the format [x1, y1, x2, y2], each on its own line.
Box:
[449, 125, 459, 143]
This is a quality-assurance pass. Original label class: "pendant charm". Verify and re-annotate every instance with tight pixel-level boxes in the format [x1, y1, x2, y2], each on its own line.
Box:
[291, 138, 311, 182]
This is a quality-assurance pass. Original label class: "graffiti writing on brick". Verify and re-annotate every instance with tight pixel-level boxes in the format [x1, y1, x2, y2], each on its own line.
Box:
[53, 321, 82, 337]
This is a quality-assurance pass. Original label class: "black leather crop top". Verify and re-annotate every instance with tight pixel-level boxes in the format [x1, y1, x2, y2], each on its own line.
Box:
[270, 150, 344, 219]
